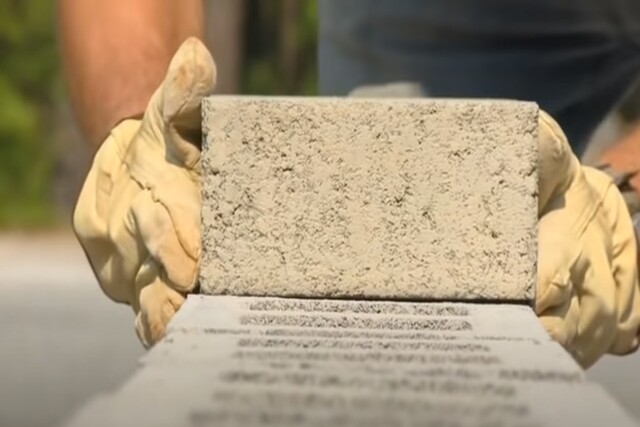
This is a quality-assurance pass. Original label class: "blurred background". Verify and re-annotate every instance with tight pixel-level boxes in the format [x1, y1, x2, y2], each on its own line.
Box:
[0, 1, 639, 427]
[0, 0, 318, 229]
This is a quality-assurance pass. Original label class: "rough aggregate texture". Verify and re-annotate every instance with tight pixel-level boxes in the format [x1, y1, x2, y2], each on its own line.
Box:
[201, 97, 538, 301]
[63, 296, 638, 427]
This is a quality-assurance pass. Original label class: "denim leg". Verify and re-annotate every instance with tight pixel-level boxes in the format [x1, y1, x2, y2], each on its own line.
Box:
[319, 0, 640, 154]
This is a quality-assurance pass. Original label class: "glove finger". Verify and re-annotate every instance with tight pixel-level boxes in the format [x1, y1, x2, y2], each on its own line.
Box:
[536, 211, 578, 314]
[134, 259, 186, 348]
[131, 185, 200, 293]
[162, 37, 217, 168]
[538, 292, 580, 349]
[570, 259, 618, 368]
[566, 200, 617, 368]
[537, 110, 580, 216]
[136, 37, 216, 170]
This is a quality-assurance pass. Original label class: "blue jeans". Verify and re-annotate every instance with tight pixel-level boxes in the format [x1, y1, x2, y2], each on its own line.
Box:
[319, 0, 640, 154]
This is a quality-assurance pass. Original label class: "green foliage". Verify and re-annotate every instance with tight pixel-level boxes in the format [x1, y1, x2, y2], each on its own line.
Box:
[298, 0, 319, 95]
[0, 0, 59, 227]
[243, 0, 318, 95]
[0, 0, 319, 229]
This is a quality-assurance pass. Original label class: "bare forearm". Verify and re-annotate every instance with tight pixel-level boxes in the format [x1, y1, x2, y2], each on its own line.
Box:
[58, 0, 204, 147]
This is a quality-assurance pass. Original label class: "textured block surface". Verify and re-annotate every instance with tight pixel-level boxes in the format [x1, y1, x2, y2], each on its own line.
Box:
[64, 296, 638, 427]
[201, 97, 538, 301]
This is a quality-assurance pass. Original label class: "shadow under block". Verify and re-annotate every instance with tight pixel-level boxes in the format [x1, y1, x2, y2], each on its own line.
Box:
[201, 97, 538, 302]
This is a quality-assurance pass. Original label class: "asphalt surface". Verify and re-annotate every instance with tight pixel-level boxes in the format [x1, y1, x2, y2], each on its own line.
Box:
[0, 234, 144, 427]
[0, 233, 638, 427]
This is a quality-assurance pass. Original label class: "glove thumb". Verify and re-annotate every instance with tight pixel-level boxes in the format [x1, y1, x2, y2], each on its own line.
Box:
[538, 111, 579, 216]
[139, 37, 217, 170]
[162, 37, 217, 168]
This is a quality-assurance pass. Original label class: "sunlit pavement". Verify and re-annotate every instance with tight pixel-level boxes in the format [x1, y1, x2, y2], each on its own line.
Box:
[0, 233, 143, 427]
[0, 232, 638, 427]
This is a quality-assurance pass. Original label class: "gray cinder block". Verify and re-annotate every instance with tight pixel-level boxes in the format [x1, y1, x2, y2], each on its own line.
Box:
[201, 97, 538, 301]
[63, 296, 639, 427]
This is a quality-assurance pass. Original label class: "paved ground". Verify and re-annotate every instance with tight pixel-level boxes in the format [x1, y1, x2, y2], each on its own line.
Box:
[0, 232, 638, 427]
[0, 233, 143, 427]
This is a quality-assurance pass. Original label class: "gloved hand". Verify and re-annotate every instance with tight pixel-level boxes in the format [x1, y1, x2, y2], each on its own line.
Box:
[73, 37, 216, 347]
[536, 111, 640, 368]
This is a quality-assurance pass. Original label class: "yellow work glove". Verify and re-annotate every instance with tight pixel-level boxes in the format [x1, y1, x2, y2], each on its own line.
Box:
[537, 111, 640, 368]
[73, 38, 216, 347]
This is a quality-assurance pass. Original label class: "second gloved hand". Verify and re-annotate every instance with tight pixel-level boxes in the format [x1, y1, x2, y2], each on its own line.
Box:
[73, 38, 216, 347]
[537, 111, 640, 368]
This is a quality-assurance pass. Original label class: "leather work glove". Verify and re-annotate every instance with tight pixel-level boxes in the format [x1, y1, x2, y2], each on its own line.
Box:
[73, 38, 216, 347]
[537, 111, 640, 368]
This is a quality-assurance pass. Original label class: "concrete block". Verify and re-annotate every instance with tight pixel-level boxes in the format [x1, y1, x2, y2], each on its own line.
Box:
[147, 296, 583, 382]
[201, 97, 538, 301]
[64, 296, 638, 427]
[168, 295, 550, 339]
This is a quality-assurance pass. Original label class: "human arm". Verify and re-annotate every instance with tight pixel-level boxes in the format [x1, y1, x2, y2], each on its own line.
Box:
[58, 0, 204, 147]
